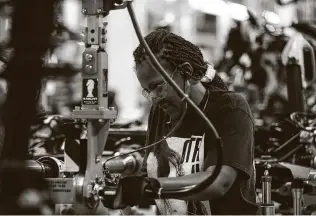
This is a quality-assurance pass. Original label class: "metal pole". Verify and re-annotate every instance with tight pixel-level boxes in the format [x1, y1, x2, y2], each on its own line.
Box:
[260, 165, 275, 215]
[291, 179, 304, 215]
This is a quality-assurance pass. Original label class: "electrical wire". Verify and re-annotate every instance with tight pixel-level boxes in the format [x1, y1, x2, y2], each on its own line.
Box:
[271, 132, 300, 154]
[126, 1, 223, 199]
[104, 101, 188, 163]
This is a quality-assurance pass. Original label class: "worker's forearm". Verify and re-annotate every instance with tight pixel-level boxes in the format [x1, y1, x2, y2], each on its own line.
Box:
[158, 171, 223, 201]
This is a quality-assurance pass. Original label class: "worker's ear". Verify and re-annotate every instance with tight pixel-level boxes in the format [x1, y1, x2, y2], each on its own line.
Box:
[178, 62, 193, 80]
[178, 62, 199, 85]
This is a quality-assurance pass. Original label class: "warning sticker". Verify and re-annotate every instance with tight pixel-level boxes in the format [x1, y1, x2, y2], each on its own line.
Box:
[46, 178, 75, 204]
[82, 78, 98, 105]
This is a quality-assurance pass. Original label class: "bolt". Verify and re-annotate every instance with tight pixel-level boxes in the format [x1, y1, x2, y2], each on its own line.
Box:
[264, 170, 269, 176]
[97, 8, 102, 13]
[98, 119, 104, 123]
[84, 53, 93, 62]
[95, 157, 101, 163]
[82, 9, 87, 14]
[91, 189, 97, 195]
[96, 177, 103, 184]
[93, 194, 99, 202]
[85, 65, 93, 72]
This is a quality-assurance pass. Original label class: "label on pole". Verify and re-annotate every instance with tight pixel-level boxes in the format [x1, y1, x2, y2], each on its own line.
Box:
[45, 178, 75, 204]
[82, 78, 98, 105]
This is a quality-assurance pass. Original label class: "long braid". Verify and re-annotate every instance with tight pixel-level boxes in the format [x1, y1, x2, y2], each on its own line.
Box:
[134, 28, 227, 91]
[135, 28, 226, 215]
[134, 29, 206, 77]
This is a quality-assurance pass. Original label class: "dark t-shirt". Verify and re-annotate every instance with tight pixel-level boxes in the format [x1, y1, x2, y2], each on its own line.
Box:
[174, 87, 258, 215]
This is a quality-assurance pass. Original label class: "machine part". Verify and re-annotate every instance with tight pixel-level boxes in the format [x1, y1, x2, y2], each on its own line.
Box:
[291, 179, 304, 215]
[292, 188, 304, 215]
[307, 169, 316, 182]
[290, 112, 316, 132]
[25, 160, 54, 178]
[285, 58, 305, 112]
[72, 109, 117, 120]
[75, 175, 85, 204]
[293, 155, 316, 168]
[103, 153, 139, 174]
[70, 0, 123, 211]
[279, 162, 312, 179]
[25, 157, 64, 178]
[260, 167, 275, 215]
[278, 182, 292, 196]
[38, 156, 64, 178]
[260, 205, 276, 215]
[64, 139, 81, 173]
[57, 204, 75, 215]
[282, 32, 316, 88]
[262, 170, 272, 204]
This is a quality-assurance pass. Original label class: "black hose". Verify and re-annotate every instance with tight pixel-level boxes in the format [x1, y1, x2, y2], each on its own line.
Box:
[126, 2, 223, 199]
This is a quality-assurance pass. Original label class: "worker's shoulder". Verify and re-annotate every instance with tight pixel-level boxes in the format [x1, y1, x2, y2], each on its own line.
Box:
[209, 90, 252, 114]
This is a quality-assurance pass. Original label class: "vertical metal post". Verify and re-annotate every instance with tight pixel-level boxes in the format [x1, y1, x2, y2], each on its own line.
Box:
[291, 179, 304, 216]
[71, 0, 118, 211]
[260, 165, 275, 215]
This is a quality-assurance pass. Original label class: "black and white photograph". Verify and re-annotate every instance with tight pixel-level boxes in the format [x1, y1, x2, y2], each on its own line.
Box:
[0, 0, 315, 215]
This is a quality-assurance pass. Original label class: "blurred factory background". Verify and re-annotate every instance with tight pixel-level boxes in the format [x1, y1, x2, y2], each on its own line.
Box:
[1, 1, 316, 214]
[1, 0, 312, 125]
[102, 0, 316, 124]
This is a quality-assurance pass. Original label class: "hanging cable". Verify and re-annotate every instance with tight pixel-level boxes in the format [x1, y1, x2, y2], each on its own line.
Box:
[126, 1, 223, 199]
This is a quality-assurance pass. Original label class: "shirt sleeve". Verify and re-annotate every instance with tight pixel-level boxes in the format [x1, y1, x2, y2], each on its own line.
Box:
[204, 107, 254, 180]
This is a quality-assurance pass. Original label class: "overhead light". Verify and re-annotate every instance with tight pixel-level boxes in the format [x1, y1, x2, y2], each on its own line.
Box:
[188, 0, 249, 21]
[180, 15, 192, 31]
[62, 0, 81, 32]
[164, 12, 176, 23]
[188, 0, 228, 17]
[228, 2, 249, 21]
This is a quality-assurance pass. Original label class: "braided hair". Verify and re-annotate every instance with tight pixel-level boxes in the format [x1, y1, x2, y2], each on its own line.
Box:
[134, 29, 227, 215]
[133, 28, 228, 91]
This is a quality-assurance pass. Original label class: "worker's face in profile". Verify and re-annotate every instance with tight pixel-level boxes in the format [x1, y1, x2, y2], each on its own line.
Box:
[135, 57, 185, 119]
